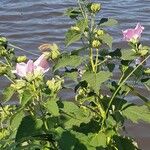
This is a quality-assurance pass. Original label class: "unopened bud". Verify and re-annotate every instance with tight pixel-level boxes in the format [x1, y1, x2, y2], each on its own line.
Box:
[0, 46, 7, 57]
[97, 29, 104, 36]
[0, 66, 7, 75]
[42, 43, 60, 60]
[71, 26, 80, 32]
[92, 40, 101, 48]
[90, 3, 101, 13]
[0, 37, 7, 49]
[17, 56, 27, 63]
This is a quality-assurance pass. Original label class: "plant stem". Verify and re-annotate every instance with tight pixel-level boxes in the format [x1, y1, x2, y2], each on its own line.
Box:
[102, 54, 150, 127]
[4, 74, 15, 83]
[90, 48, 95, 72]
[94, 48, 99, 72]
[8, 43, 40, 56]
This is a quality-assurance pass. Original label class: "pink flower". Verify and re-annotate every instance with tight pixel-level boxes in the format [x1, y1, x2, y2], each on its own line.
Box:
[122, 23, 144, 42]
[13, 54, 49, 77]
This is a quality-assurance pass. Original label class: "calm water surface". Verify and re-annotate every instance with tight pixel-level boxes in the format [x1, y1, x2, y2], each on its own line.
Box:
[0, 0, 150, 149]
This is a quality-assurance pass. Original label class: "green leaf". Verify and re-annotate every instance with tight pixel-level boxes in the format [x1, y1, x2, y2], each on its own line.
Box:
[45, 100, 60, 116]
[53, 55, 83, 71]
[20, 90, 32, 107]
[65, 30, 81, 47]
[58, 130, 87, 150]
[98, 18, 118, 27]
[122, 105, 150, 123]
[71, 46, 88, 55]
[62, 101, 92, 129]
[121, 50, 136, 60]
[89, 131, 107, 147]
[15, 115, 43, 142]
[65, 19, 88, 46]
[71, 131, 95, 150]
[82, 71, 112, 94]
[2, 86, 15, 102]
[76, 19, 88, 32]
[99, 33, 113, 48]
[64, 72, 78, 82]
[10, 110, 24, 130]
[64, 8, 81, 19]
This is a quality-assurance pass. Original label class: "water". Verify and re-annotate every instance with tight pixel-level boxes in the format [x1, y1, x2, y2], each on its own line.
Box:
[0, 0, 150, 149]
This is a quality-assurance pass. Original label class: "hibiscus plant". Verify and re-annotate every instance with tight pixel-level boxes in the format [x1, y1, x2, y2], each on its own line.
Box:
[0, 0, 150, 150]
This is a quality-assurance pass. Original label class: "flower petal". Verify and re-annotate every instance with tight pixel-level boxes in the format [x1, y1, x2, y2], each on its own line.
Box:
[26, 60, 34, 74]
[16, 63, 27, 77]
[122, 23, 144, 42]
[34, 54, 49, 72]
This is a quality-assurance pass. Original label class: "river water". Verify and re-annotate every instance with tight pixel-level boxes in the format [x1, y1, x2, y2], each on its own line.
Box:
[0, 0, 150, 149]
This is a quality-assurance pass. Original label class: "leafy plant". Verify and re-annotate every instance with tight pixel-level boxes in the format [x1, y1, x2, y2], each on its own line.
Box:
[0, 0, 150, 149]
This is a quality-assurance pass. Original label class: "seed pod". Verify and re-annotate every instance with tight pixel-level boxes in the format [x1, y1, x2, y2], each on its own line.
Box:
[92, 40, 101, 48]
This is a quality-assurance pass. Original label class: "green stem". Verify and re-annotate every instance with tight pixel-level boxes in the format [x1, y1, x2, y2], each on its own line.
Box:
[97, 58, 107, 66]
[90, 48, 95, 72]
[94, 48, 99, 72]
[102, 54, 150, 126]
[4, 74, 15, 83]
[8, 43, 40, 56]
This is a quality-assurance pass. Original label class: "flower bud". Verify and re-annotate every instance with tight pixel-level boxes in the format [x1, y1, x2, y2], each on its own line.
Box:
[0, 37, 7, 49]
[17, 56, 27, 63]
[97, 29, 104, 36]
[71, 26, 80, 32]
[46, 76, 63, 93]
[0, 66, 7, 75]
[90, 3, 101, 13]
[0, 46, 7, 57]
[11, 80, 26, 90]
[42, 43, 60, 60]
[92, 40, 101, 48]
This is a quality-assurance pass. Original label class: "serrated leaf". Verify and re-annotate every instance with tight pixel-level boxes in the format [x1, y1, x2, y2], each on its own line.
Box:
[45, 100, 60, 116]
[65, 30, 81, 47]
[82, 71, 112, 94]
[62, 101, 92, 128]
[58, 130, 87, 150]
[15, 115, 43, 142]
[20, 90, 32, 107]
[122, 105, 150, 123]
[64, 72, 78, 82]
[53, 55, 83, 71]
[98, 18, 118, 27]
[65, 19, 88, 46]
[3, 86, 15, 102]
[76, 19, 88, 32]
[64, 8, 81, 19]
[89, 131, 107, 147]
[10, 110, 24, 130]
[99, 33, 113, 48]
[121, 50, 136, 60]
